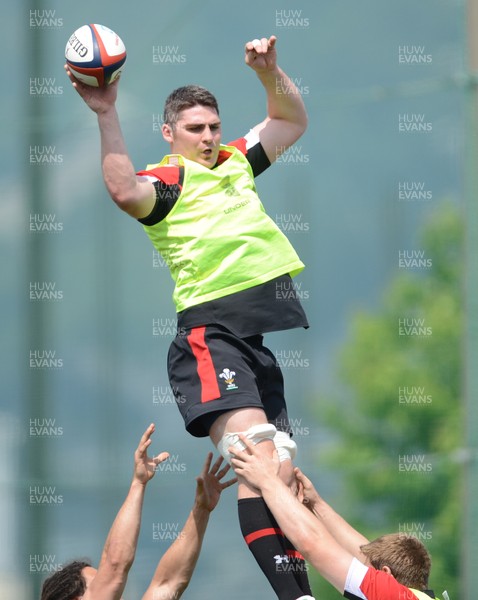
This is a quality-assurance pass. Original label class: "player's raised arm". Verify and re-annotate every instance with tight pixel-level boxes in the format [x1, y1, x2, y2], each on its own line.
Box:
[295, 467, 370, 561]
[141, 454, 236, 600]
[64, 65, 156, 219]
[245, 35, 308, 164]
[84, 424, 169, 600]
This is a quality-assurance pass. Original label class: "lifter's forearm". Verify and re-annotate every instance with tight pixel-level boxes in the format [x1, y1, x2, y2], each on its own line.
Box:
[141, 504, 211, 599]
[259, 477, 353, 593]
[86, 480, 147, 598]
[98, 480, 146, 586]
[310, 497, 370, 560]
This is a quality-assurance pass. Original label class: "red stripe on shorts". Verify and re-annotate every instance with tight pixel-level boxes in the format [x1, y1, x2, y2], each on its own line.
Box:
[244, 527, 284, 545]
[187, 326, 221, 403]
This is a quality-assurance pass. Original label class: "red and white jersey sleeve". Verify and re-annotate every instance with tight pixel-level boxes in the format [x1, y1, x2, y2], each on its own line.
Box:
[226, 129, 271, 177]
[344, 558, 422, 600]
[227, 129, 260, 153]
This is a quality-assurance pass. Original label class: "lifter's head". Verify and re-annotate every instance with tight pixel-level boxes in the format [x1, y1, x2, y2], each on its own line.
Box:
[40, 559, 91, 600]
[360, 533, 431, 590]
[41, 560, 128, 600]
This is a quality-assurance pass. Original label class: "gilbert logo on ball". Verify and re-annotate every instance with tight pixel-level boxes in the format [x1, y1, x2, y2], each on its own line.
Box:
[65, 24, 126, 87]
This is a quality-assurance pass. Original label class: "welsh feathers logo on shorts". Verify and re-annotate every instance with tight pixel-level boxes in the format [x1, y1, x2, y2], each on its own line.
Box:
[219, 368, 238, 391]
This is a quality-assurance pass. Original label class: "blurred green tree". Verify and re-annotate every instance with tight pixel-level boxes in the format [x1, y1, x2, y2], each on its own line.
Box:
[309, 203, 463, 599]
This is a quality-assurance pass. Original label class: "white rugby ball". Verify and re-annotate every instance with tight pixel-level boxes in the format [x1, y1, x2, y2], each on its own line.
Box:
[65, 24, 126, 87]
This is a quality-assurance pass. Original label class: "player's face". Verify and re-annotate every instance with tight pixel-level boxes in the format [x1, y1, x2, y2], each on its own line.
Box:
[162, 105, 222, 168]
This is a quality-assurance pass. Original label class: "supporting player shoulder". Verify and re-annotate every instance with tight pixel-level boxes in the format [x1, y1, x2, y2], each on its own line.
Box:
[344, 558, 434, 600]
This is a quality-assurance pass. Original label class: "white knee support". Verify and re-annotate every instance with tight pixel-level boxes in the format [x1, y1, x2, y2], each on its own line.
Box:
[217, 423, 277, 464]
[274, 430, 297, 462]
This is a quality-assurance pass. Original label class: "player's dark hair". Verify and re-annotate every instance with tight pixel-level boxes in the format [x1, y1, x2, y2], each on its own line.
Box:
[40, 559, 91, 600]
[360, 533, 431, 590]
[163, 85, 219, 127]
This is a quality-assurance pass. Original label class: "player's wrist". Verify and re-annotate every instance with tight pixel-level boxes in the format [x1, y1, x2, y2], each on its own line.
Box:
[311, 497, 333, 521]
[96, 103, 118, 118]
[255, 64, 281, 81]
[254, 471, 278, 494]
[131, 474, 150, 489]
[192, 501, 212, 519]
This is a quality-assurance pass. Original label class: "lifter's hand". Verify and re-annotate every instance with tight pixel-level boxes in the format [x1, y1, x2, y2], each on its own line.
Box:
[194, 453, 237, 513]
[245, 36, 278, 74]
[133, 423, 170, 486]
[64, 63, 119, 114]
[294, 467, 321, 512]
[229, 434, 280, 491]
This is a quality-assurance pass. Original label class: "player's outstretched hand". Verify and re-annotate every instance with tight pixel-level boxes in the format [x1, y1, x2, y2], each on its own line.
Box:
[64, 63, 119, 114]
[195, 453, 237, 513]
[134, 423, 170, 486]
[244, 35, 278, 74]
[229, 434, 280, 490]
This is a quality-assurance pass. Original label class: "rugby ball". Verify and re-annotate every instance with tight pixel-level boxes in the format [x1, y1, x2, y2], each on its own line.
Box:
[65, 24, 126, 87]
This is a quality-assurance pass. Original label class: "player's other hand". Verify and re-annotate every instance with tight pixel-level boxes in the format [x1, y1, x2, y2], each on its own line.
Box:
[244, 36, 278, 73]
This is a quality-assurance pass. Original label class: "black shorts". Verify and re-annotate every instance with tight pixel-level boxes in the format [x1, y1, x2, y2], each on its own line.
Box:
[167, 325, 291, 438]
